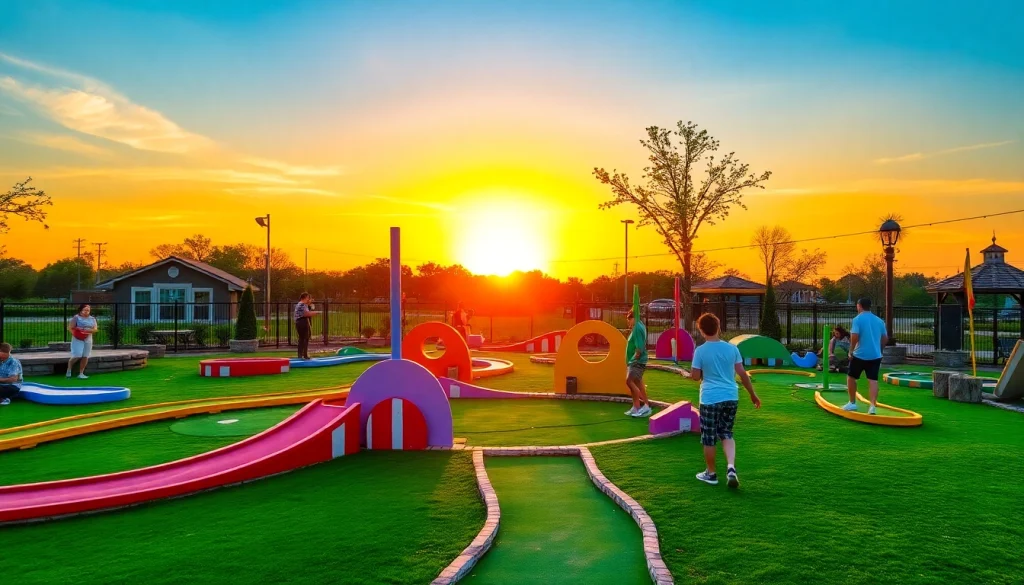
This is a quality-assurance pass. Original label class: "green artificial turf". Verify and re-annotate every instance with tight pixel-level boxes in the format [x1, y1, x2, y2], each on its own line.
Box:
[467, 457, 648, 584]
[169, 406, 299, 437]
[0, 451, 484, 585]
[452, 399, 655, 446]
[1, 351, 375, 430]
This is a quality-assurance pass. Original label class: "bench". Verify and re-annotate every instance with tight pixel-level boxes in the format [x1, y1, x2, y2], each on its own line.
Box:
[996, 337, 1019, 364]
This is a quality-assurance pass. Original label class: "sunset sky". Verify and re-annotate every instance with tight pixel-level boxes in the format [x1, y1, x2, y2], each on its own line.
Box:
[1, 0, 1022, 281]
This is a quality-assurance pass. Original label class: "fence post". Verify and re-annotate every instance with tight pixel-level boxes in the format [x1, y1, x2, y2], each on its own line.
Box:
[63, 301, 69, 343]
[173, 301, 179, 353]
[530, 314, 534, 339]
[288, 308, 293, 346]
[323, 299, 330, 345]
[0, 300, 4, 344]
[992, 307, 999, 366]
[113, 303, 119, 349]
[357, 301, 362, 337]
[812, 304, 818, 350]
[275, 302, 281, 348]
[786, 304, 792, 344]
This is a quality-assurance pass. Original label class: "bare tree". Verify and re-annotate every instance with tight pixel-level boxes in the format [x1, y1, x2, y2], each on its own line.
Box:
[752, 225, 827, 285]
[595, 121, 771, 326]
[690, 252, 721, 285]
[722, 267, 752, 280]
[1, 177, 52, 233]
[182, 234, 213, 262]
[150, 243, 188, 260]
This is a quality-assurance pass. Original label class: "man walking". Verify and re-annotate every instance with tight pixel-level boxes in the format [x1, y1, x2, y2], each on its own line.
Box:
[0, 343, 24, 406]
[624, 309, 652, 417]
[842, 298, 889, 415]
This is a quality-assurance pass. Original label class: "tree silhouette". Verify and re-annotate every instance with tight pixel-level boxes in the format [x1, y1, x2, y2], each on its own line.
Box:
[1, 177, 52, 233]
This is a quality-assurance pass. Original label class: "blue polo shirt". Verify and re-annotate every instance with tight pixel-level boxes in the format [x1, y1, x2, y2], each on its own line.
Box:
[851, 311, 888, 360]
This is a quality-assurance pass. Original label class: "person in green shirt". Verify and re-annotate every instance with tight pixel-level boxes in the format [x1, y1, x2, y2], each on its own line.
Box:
[625, 309, 651, 417]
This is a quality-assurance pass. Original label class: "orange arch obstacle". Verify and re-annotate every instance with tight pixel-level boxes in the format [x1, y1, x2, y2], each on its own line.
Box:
[401, 322, 473, 382]
[554, 320, 629, 396]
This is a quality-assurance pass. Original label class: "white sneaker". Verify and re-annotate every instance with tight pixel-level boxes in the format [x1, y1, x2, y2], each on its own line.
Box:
[624, 407, 638, 416]
[696, 470, 719, 485]
[635, 404, 652, 417]
[78, 373, 89, 380]
[868, 406, 877, 415]
[0, 398, 10, 406]
[66, 370, 72, 378]
[841, 402, 858, 412]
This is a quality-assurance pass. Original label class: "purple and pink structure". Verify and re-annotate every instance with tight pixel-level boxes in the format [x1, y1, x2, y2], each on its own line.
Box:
[654, 328, 695, 362]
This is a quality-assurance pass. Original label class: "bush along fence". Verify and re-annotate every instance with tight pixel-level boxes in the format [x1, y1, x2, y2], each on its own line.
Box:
[0, 300, 1019, 363]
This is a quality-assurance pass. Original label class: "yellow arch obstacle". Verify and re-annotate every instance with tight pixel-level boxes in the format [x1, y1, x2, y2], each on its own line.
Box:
[554, 319, 629, 396]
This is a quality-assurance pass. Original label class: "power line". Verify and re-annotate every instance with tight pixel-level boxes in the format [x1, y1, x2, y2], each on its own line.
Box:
[93, 242, 107, 285]
[547, 207, 1024, 264]
[72, 238, 86, 291]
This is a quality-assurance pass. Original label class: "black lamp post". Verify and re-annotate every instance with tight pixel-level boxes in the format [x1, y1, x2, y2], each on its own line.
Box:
[879, 218, 901, 345]
[255, 214, 271, 334]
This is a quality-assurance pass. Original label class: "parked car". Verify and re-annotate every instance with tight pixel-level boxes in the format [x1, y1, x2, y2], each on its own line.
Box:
[647, 299, 677, 314]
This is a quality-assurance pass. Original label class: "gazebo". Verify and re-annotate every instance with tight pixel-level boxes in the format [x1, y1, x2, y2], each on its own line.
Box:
[691, 275, 766, 332]
[925, 235, 1024, 355]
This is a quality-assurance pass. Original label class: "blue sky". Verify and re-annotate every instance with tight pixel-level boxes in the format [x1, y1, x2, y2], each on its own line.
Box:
[0, 0, 1021, 276]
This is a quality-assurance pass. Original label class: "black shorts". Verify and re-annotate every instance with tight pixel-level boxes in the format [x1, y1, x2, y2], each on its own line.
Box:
[848, 357, 882, 381]
[699, 401, 738, 446]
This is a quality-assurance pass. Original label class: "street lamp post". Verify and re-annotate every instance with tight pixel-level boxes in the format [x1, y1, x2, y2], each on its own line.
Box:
[878, 218, 901, 346]
[621, 219, 634, 303]
[255, 214, 271, 334]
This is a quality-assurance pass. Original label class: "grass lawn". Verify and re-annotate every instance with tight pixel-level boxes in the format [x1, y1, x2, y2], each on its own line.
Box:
[0, 451, 484, 585]
[466, 457, 648, 584]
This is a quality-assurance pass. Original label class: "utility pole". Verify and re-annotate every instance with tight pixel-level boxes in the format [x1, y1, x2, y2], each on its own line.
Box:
[621, 219, 634, 303]
[612, 261, 620, 278]
[93, 242, 107, 285]
[73, 238, 86, 291]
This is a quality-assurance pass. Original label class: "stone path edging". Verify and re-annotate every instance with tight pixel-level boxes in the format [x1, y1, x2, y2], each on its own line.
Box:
[578, 447, 674, 584]
[431, 450, 500, 584]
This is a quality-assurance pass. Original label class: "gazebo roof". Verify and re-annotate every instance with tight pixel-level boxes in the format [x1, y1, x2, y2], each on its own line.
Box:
[925, 236, 1024, 295]
[692, 275, 766, 295]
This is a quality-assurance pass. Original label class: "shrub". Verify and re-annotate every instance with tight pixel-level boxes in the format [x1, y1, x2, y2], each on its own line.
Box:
[192, 326, 209, 347]
[235, 286, 258, 341]
[137, 323, 156, 344]
[18, 338, 33, 349]
[382, 316, 392, 339]
[759, 283, 783, 341]
[214, 325, 232, 346]
[361, 326, 376, 339]
[103, 319, 123, 347]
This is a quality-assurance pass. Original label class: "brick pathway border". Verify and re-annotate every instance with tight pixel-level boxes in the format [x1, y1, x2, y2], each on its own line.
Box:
[431, 450, 500, 584]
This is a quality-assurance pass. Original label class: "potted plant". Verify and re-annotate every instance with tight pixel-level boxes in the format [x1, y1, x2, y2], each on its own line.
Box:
[230, 285, 260, 353]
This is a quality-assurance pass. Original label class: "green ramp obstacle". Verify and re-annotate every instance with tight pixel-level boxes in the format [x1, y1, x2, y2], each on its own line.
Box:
[730, 334, 791, 367]
[470, 457, 648, 584]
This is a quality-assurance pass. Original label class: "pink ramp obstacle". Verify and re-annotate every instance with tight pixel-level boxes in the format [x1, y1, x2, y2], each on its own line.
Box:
[654, 328, 695, 361]
[483, 330, 567, 353]
[345, 359, 454, 449]
[648, 401, 701, 435]
[0, 400, 361, 524]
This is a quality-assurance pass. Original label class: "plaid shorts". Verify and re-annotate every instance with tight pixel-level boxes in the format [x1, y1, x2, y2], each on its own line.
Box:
[627, 363, 647, 381]
[699, 401, 738, 446]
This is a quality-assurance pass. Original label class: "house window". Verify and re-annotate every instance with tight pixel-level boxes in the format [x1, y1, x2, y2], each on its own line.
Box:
[193, 289, 212, 321]
[134, 289, 152, 321]
[159, 287, 187, 321]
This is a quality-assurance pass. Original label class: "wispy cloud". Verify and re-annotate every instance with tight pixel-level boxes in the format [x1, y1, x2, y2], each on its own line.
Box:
[760, 178, 1024, 197]
[242, 158, 344, 177]
[368, 194, 454, 211]
[874, 140, 1015, 165]
[18, 132, 111, 157]
[225, 186, 340, 197]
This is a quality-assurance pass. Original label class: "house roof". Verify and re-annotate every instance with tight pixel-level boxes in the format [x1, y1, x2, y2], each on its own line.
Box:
[692, 275, 766, 295]
[776, 280, 819, 292]
[96, 256, 256, 292]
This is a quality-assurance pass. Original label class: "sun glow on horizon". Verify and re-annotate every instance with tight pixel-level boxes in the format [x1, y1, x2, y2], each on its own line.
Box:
[453, 196, 549, 276]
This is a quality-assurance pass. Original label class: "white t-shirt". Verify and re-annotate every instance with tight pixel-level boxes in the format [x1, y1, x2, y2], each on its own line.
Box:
[692, 340, 742, 405]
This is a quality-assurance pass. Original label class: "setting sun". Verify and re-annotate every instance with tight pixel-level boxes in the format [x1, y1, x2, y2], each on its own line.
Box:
[452, 197, 549, 276]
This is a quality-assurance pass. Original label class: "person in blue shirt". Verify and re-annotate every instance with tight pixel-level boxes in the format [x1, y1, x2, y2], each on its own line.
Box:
[624, 309, 651, 417]
[0, 342, 24, 406]
[687, 313, 760, 489]
[843, 297, 889, 415]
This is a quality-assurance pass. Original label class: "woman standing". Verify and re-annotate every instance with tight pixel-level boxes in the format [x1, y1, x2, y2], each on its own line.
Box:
[67, 304, 98, 379]
[294, 293, 320, 360]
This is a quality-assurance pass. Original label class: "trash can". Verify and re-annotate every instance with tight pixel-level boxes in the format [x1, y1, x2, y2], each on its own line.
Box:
[566, 376, 577, 395]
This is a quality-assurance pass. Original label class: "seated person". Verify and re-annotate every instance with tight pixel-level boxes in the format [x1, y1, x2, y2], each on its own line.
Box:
[0, 342, 24, 406]
[817, 326, 851, 372]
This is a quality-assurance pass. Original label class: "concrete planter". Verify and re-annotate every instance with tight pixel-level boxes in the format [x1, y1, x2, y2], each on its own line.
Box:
[229, 339, 259, 353]
[367, 337, 388, 348]
[881, 345, 907, 365]
[933, 350, 968, 369]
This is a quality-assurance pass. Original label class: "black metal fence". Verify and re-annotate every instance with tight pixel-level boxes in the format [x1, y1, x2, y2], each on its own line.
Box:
[1, 300, 1019, 364]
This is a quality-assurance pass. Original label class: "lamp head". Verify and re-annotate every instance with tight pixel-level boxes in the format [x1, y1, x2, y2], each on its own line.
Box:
[255, 216, 269, 228]
[879, 218, 901, 248]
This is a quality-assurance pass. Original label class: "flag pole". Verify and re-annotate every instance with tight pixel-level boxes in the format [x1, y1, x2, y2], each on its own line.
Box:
[965, 248, 977, 377]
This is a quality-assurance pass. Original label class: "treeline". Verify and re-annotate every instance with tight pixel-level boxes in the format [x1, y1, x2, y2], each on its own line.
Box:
[0, 234, 952, 309]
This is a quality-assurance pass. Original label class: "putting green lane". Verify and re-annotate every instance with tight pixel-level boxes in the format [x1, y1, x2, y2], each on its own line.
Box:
[466, 457, 648, 584]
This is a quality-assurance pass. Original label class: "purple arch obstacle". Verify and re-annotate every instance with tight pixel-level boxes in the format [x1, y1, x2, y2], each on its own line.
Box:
[655, 328, 695, 361]
[345, 359, 454, 448]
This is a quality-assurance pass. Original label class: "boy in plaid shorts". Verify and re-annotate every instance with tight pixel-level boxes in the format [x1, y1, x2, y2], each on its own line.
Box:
[688, 313, 760, 488]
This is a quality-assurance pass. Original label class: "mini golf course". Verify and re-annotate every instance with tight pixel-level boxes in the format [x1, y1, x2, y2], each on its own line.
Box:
[467, 457, 648, 584]
[1, 351, 1022, 584]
